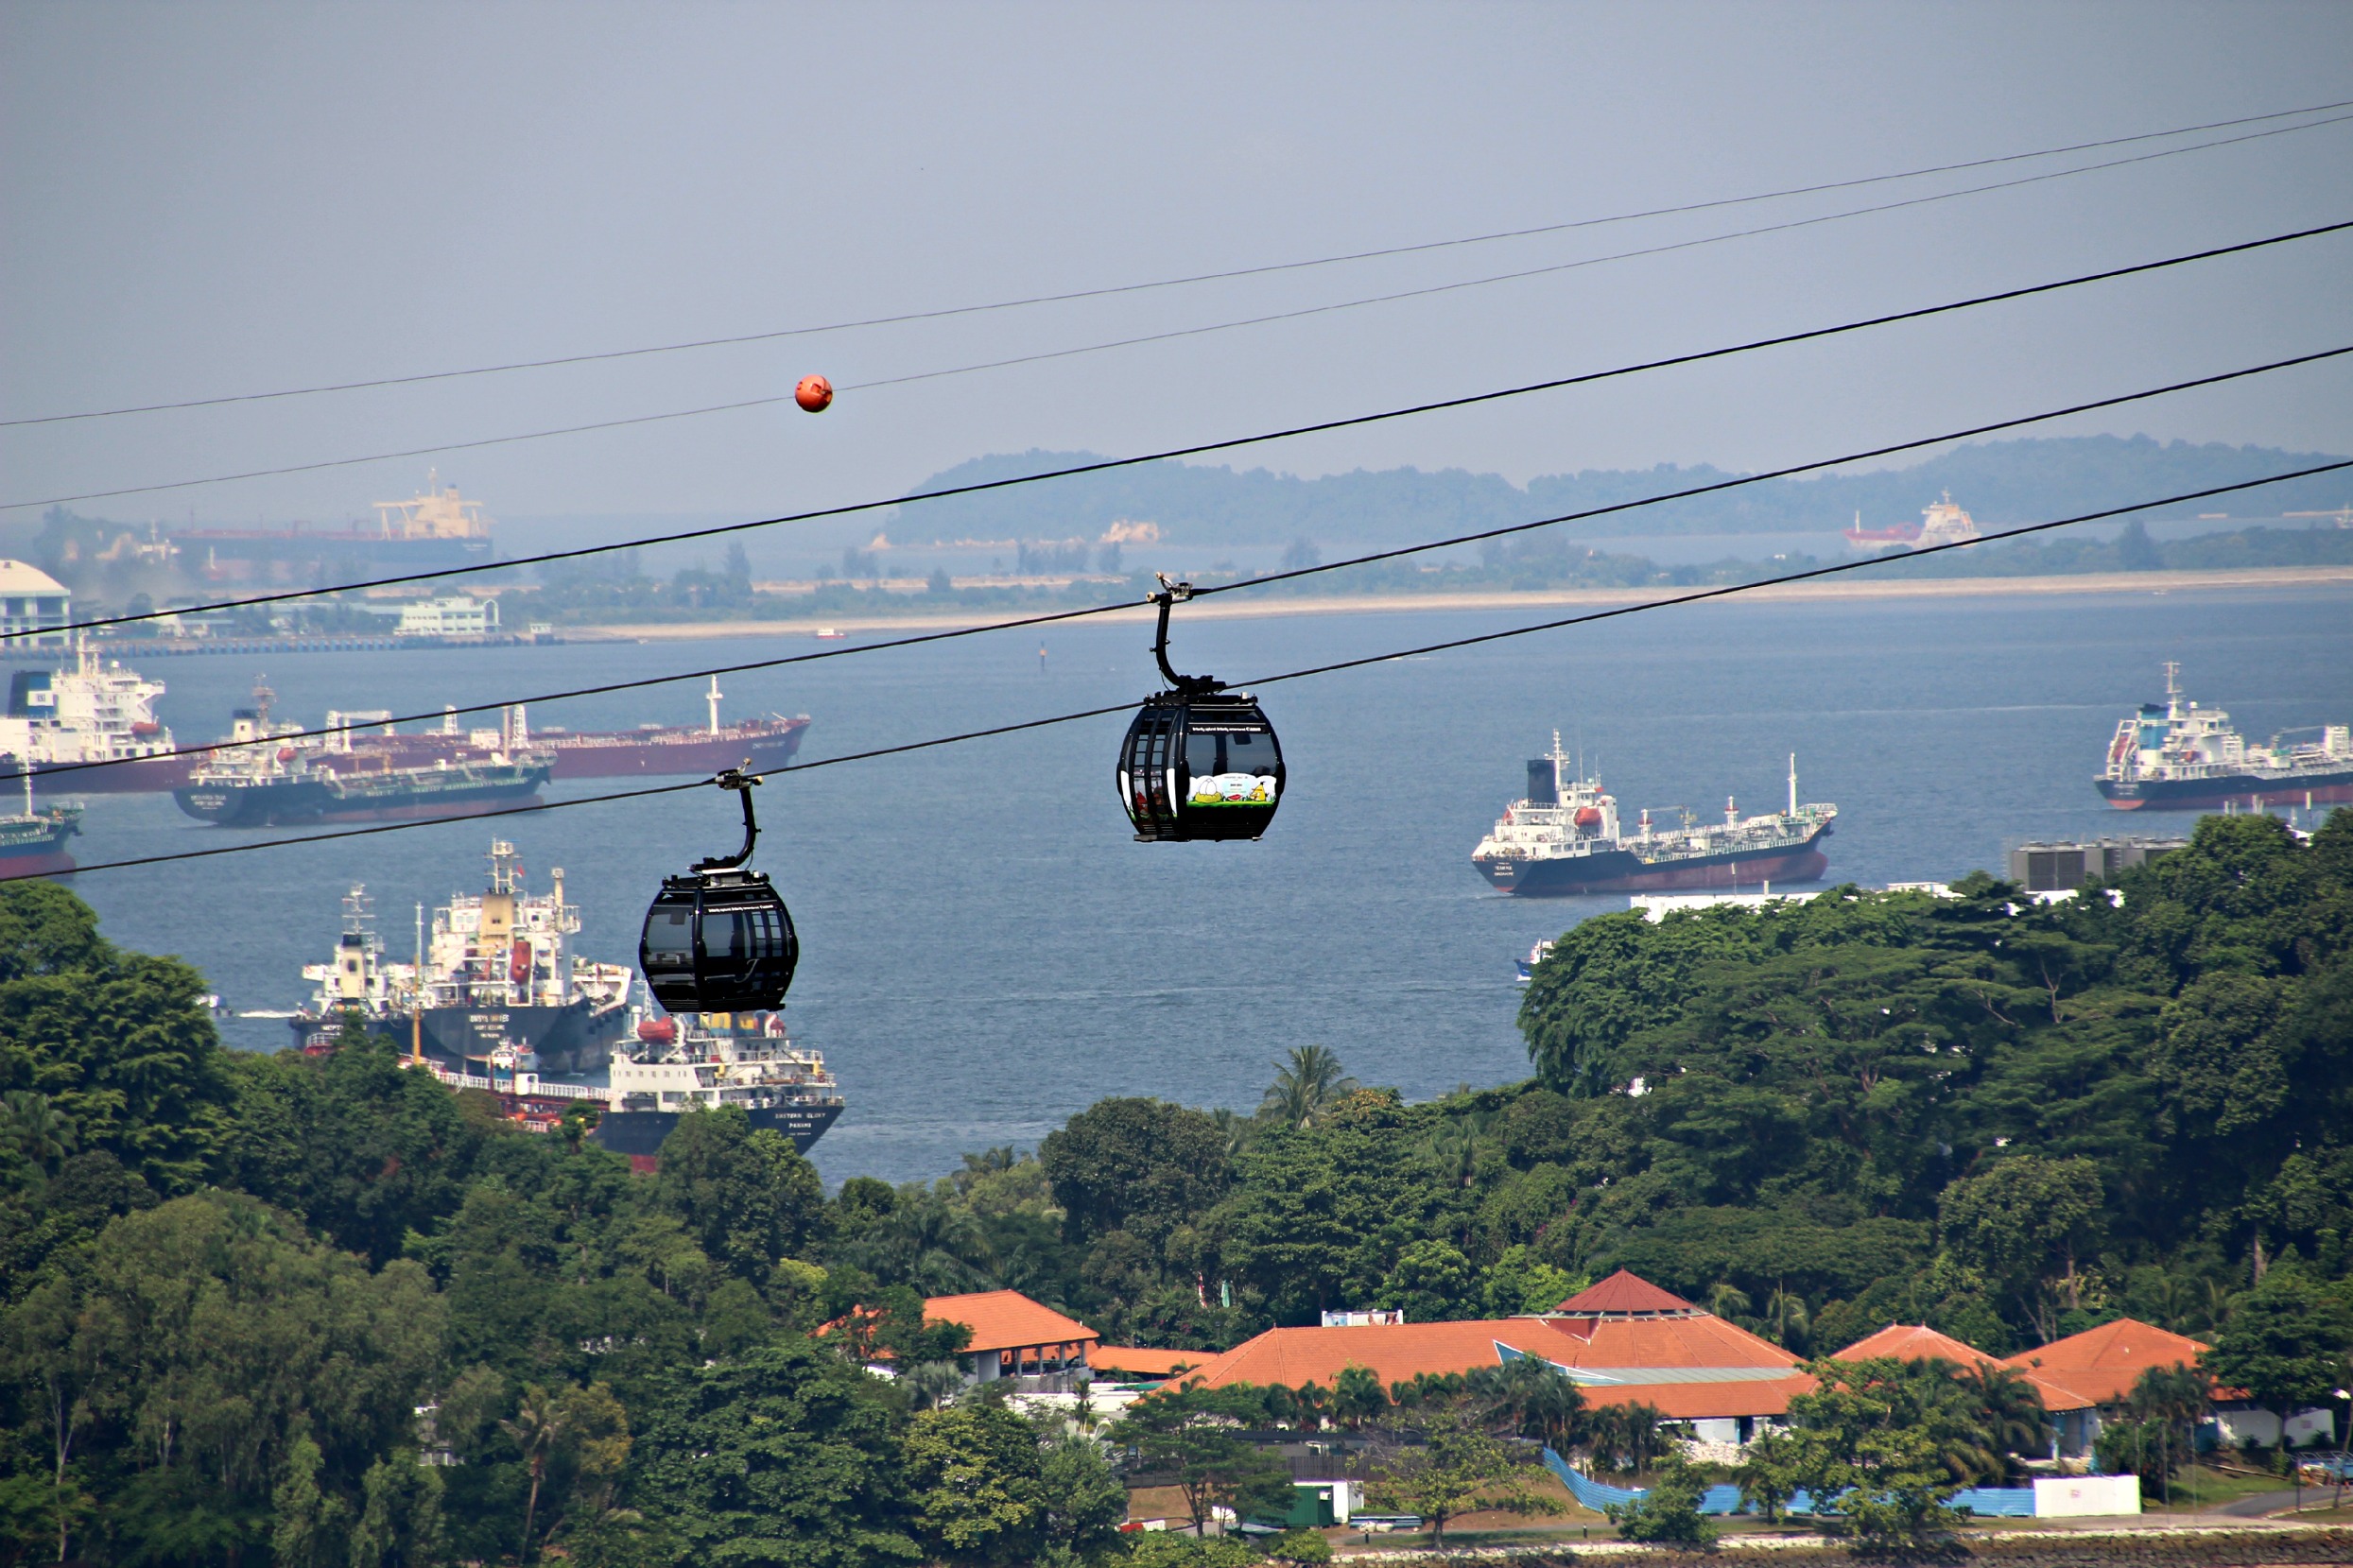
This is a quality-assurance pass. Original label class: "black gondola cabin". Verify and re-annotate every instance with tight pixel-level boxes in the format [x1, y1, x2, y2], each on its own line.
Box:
[639, 770, 799, 1013]
[1116, 578, 1285, 842]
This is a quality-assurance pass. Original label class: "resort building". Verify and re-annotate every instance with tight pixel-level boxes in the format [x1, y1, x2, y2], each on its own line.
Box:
[1181, 1269, 1812, 1448]
[923, 1289, 1099, 1387]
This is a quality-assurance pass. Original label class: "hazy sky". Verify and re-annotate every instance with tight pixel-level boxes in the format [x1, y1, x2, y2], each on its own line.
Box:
[5, 1, 2351, 530]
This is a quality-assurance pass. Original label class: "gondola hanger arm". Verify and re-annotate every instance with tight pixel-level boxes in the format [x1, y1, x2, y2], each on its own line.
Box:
[1148, 575, 1222, 695]
[695, 764, 761, 871]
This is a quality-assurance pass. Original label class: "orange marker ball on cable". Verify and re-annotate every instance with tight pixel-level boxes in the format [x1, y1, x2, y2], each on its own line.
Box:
[794, 374, 834, 413]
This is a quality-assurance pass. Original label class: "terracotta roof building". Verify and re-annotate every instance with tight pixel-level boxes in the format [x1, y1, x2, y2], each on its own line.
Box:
[923, 1290, 1099, 1385]
[2000, 1318, 2209, 1408]
[1834, 1322, 2096, 1456]
[1091, 1346, 1204, 1381]
[1180, 1269, 1811, 1444]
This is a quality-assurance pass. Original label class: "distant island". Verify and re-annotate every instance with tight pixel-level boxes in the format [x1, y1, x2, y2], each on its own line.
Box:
[886, 433, 2353, 548]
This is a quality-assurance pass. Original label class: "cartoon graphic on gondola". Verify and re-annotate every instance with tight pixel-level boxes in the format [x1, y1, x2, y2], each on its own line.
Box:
[1187, 771, 1277, 808]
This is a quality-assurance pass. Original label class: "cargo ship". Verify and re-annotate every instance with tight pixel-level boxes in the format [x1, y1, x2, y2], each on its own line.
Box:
[0, 775, 82, 879]
[0, 641, 186, 792]
[288, 846, 634, 1075]
[344, 679, 809, 780]
[3, 646, 807, 793]
[1843, 491, 1983, 553]
[2097, 663, 2353, 811]
[1472, 735, 1837, 896]
[174, 746, 548, 826]
[395, 1008, 844, 1164]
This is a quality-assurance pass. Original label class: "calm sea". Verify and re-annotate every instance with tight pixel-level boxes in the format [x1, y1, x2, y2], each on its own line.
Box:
[51, 582, 2353, 1185]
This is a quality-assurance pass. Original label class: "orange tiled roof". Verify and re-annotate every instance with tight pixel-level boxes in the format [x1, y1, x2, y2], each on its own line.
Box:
[2001, 1317, 2210, 1408]
[1535, 1311, 1798, 1370]
[1838, 1323, 2002, 1368]
[1179, 1313, 1810, 1420]
[1556, 1268, 1698, 1317]
[1092, 1346, 1203, 1378]
[1835, 1323, 2095, 1413]
[923, 1290, 1100, 1355]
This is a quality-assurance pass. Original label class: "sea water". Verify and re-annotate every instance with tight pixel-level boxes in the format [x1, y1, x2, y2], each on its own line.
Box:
[54, 582, 2353, 1184]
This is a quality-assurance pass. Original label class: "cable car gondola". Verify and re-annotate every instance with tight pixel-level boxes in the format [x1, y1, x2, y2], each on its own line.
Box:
[1117, 577, 1285, 842]
[638, 767, 799, 1013]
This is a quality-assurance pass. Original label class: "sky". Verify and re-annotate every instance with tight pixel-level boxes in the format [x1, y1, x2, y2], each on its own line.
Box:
[4, 1, 2351, 541]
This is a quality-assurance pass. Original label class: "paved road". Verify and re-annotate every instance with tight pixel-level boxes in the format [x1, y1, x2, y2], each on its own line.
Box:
[2210, 1487, 2330, 1517]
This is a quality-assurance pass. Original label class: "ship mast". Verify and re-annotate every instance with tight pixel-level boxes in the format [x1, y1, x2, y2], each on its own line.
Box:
[706, 676, 723, 737]
[1788, 754, 1797, 818]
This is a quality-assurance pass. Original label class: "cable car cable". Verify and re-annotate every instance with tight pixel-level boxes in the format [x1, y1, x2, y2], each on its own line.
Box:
[13, 339, 2347, 785]
[9, 96, 2345, 430]
[8, 214, 2348, 630]
[11, 122, 2351, 520]
[16, 457, 2344, 885]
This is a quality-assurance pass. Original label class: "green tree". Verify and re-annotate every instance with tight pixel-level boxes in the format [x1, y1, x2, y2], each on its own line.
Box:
[1605, 1447, 1718, 1546]
[1108, 1385, 1293, 1539]
[1039, 1097, 1232, 1250]
[1938, 1155, 2104, 1342]
[903, 1402, 1047, 1565]
[1037, 1425, 1128, 1563]
[1781, 1357, 1964, 1552]
[656, 1106, 826, 1282]
[628, 1340, 917, 1567]
[2205, 1267, 2353, 1447]
[1367, 1402, 1560, 1548]
[1332, 1364, 1388, 1429]
[0, 882, 233, 1194]
[1258, 1045, 1357, 1129]
[349, 1450, 445, 1568]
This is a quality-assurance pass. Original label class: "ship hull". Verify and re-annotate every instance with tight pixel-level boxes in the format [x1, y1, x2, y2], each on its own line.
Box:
[1476, 828, 1833, 897]
[174, 768, 546, 826]
[2097, 769, 2353, 812]
[346, 717, 808, 780]
[296, 997, 629, 1077]
[589, 1099, 842, 1159]
[0, 848, 77, 878]
[26, 754, 193, 792]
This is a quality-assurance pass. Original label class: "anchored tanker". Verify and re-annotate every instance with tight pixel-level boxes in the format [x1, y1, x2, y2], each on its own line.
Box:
[2097, 663, 2353, 812]
[1471, 735, 1837, 896]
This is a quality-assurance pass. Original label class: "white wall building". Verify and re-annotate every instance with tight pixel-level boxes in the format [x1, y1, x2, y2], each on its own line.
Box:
[0, 561, 71, 646]
[395, 595, 499, 637]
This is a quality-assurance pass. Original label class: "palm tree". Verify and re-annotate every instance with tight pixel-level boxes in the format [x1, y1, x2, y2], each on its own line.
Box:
[1, 1092, 76, 1172]
[1427, 1113, 1490, 1190]
[1209, 1107, 1259, 1159]
[1259, 1045, 1357, 1129]
[953, 1146, 1021, 1194]
[1480, 1356, 1585, 1450]
[1960, 1363, 2053, 1473]
[1762, 1287, 1810, 1353]
[901, 1360, 968, 1411]
[1708, 1281, 1754, 1322]
[501, 1384, 564, 1559]
[1332, 1364, 1388, 1429]
[850, 1190, 996, 1295]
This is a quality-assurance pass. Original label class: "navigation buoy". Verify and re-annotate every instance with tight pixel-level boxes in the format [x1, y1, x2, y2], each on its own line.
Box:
[794, 374, 834, 413]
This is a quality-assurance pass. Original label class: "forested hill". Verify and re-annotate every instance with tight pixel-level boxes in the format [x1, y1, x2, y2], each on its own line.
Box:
[891, 435, 2352, 548]
[2, 811, 2349, 1562]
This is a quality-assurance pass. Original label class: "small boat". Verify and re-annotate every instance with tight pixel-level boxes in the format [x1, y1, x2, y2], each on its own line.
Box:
[813, 628, 846, 640]
[1514, 939, 1555, 983]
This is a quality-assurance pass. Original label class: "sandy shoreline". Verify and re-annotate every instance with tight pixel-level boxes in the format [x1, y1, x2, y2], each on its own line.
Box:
[571, 565, 2353, 642]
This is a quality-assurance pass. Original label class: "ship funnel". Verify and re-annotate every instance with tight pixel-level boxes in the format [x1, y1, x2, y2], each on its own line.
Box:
[1526, 757, 1558, 806]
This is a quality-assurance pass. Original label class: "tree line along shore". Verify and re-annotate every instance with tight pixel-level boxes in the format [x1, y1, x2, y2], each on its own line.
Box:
[2, 809, 2350, 1564]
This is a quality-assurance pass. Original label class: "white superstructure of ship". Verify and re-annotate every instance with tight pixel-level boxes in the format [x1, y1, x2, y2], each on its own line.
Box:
[2097, 662, 2353, 812]
[405, 1008, 845, 1158]
[292, 841, 632, 1073]
[0, 638, 183, 789]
